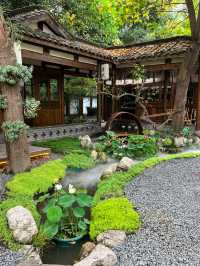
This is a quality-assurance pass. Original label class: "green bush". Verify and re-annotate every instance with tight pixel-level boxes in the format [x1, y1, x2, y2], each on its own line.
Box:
[0, 196, 42, 250]
[64, 152, 95, 170]
[90, 197, 140, 240]
[32, 137, 89, 155]
[99, 131, 157, 159]
[6, 159, 66, 197]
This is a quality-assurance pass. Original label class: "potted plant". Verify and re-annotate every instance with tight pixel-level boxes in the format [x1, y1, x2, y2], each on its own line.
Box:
[41, 184, 92, 247]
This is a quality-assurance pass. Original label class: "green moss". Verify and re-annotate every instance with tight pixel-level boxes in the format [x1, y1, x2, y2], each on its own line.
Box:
[64, 152, 95, 170]
[90, 197, 140, 240]
[0, 196, 41, 250]
[6, 159, 66, 197]
[32, 137, 89, 155]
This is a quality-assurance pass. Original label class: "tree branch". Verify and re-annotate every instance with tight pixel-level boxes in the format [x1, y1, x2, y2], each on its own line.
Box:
[185, 0, 197, 39]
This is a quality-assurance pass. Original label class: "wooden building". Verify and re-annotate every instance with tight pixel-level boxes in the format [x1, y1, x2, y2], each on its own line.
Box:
[4, 7, 200, 129]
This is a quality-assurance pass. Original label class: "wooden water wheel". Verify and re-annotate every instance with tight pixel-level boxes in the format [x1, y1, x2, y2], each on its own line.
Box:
[105, 112, 143, 136]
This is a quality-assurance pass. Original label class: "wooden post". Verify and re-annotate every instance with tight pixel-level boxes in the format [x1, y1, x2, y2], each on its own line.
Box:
[97, 80, 102, 124]
[112, 66, 117, 113]
[196, 70, 200, 130]
[79, 96, 83, 116]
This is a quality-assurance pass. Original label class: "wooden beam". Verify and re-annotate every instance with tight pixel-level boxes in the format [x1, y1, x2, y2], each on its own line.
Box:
[22, 50, 97, 71]
[22, 36, 112, 62]
[116, 63, 181, 71]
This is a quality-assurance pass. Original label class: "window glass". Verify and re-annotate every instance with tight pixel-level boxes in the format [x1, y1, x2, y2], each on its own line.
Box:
[24, 79, 33, 98]
[50, 79, 59, 101]
[40, 80, 48, 102]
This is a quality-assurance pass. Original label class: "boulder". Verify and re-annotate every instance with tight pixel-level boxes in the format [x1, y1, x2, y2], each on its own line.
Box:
[18, 245, 42, 265]
[174, 137, 184, 147]
[80, 241, 96, 259]
[101, 163, 118, 180]
[97, 230, 126, 248]
[194, 136, 200, 144]
[6, 206, 38, 244]
[117, 157, 135, 171]
[74, 244, 117, 266]
[79, 135, 92, 148]
[91, 150, 98, 161]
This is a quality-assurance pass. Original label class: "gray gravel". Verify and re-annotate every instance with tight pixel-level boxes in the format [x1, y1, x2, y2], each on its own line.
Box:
[0, 246, 22, 266]
[114, 158, 200, 266]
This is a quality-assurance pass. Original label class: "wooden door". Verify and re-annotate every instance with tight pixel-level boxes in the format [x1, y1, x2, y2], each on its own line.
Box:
[34, 68, 64, 127]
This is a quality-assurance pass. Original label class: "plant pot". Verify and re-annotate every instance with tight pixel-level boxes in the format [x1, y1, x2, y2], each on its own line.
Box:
[53, 234, 85, 247]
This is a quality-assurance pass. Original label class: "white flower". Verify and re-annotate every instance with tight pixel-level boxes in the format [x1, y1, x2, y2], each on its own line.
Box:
[55, 184, 62, 191]
[68, 184, 76, 194]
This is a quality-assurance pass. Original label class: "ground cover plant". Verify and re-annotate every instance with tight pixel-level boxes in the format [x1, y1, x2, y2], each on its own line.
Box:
[90, 197, 140, 239]
[98, 131, 157, 159]
[90, 152, 200, 240]
[32, 137, 89, 155]
[0, 138, 95, 250]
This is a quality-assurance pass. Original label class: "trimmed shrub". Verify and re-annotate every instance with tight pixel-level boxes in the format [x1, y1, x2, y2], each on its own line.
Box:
[6, 159, 66, 197]
[90, 197, 140, 240]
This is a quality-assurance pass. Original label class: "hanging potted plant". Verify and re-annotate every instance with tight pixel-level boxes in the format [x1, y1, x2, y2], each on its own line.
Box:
[41, 184, 92, 247]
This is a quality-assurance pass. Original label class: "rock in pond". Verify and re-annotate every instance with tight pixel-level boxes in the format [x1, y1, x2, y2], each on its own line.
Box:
[117, 157, 135, 171]
[91, 150, 98, 161]
[100, 163, 118, 180]
[80, 241, 96, 259]
[6, 206, 38, 244]
[18, 245, 42, 265]
[74, 244, 117, 266]
[97, 230, 126, 248]
[79, 135, 92, 148]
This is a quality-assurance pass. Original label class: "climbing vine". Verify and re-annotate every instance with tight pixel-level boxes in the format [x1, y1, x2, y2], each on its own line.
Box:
[0, 95, 8, 110]
[24, 98, 40, 119]
[2, 121, 29, 143]
[0, 64, 32, 86]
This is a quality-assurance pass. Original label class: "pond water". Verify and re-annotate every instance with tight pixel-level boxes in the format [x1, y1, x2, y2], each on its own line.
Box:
[62, 158, 117, 194]
[42, 235, 89, 265]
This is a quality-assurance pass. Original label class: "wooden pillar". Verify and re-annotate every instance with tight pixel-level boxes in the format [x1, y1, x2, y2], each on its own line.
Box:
[79, 96, 83, 116]
[112, 65, 117, 113]
[97, 80, 103, 124]
[196, 71, 200, 130]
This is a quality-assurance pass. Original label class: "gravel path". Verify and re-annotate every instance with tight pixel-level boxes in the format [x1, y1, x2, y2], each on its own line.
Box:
[114, 157, 200, 266]
[0, 246, 22, 266]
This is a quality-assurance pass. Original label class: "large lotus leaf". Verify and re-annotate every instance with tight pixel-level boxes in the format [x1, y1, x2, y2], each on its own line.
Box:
[47, 206, 63, 223]
[43, 221, 59, 239]
[58, 194, 76, 208]
[43, 198, 57, 213]
[73, 207, 85, 218]
[76, 193, 93, 207]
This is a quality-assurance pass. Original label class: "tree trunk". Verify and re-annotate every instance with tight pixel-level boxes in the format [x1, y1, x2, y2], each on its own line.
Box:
[172, 42, 200, 131]
[0, 14, 31, 173]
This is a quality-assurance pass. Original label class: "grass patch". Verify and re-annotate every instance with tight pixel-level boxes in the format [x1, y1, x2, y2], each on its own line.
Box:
[90, 152, 200, 239]
[90, 197, 140, 240]
[63, 152, 95, 170]
[32, 137, 89, 155]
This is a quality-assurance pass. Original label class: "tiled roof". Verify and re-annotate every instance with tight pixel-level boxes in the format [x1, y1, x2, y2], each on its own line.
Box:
[8, 7, 192, 63]
[109, 36, 192, 62]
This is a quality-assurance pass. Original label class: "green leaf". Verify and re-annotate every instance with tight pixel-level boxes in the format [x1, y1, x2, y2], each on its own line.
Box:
[58, 194, 76, 208]
[43, 198, 57, 213]
[73, 207, 85, 218]
[47, 206, 63, 223]
[35, 193, 50, 204]
[42, 221, 59, 239]
[78, 220, 87, 231]
[76, 193, 93, 207]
